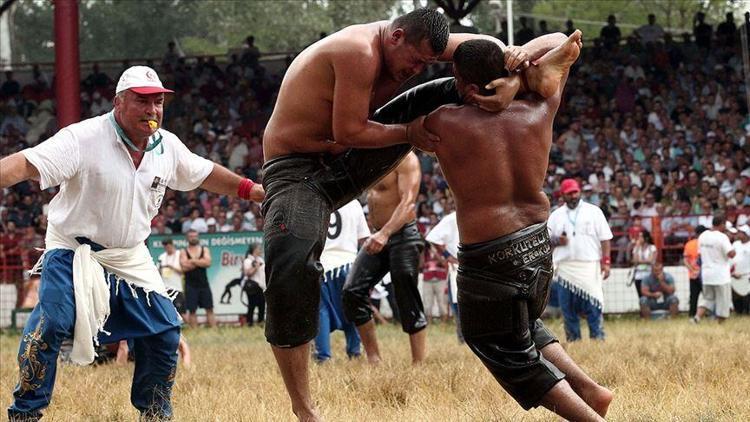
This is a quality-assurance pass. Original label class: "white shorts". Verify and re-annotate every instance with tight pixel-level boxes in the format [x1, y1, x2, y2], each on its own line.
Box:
[698, 284, 733, 318]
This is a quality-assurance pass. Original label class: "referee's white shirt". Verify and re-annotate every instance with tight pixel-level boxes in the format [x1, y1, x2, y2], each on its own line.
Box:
[698, 229, 733, 286]
[22, 113, 214, 249]
[548, 200, 613, 264]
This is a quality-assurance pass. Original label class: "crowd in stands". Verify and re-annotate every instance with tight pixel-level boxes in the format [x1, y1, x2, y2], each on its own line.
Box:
[2, 12, 749, 293]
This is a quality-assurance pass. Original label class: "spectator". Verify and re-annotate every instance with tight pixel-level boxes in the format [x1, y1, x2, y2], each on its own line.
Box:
[683, 225, 707, 318]
[162, 41, 181, 70]
[635, 14, 664, 44]
[242, 243, 266, 327]
[1, 71, 21, 98]
[631, 230, 657, 298]
[639, 262, 679, 318]
[424, 211, 461, 342]
[89, 91, 112, 116]
[548, 179, 613, 342]
[692, 215, 735, 324]
[730, 225, 750, 314]
[314, 200, 368, 362]
[180, 230, 216, 328]
[600, 15, 621, 48]
[241, 35, 261, 67]
[515, 16, 535, 45]
[693, 12, 712, 50]
[421, 244, 449, 323]
[564, 19, 575, 36]
[159, 239, 187, 321]
[158, 238, 193, 367]
[716, 13, 737, 47]
[538, 20, 550, 35]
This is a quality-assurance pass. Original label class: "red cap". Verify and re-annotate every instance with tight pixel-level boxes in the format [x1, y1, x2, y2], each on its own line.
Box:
[560, 178, 581, 194]
[130, 86, 174, 95]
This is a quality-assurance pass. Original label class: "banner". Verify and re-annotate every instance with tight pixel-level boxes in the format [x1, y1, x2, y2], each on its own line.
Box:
[147, 231, 263, 316]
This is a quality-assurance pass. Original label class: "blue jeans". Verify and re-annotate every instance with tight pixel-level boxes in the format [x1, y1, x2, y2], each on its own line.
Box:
[8, 248, 181, 420]
[557, 280, 605, 341]
[314, 264, 361, 362]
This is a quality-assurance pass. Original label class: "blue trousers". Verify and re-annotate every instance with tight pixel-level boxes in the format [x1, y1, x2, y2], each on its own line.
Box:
[314, 264, 361, 362]
[8, 248, 181, 420]
[556, 279, 605, 341]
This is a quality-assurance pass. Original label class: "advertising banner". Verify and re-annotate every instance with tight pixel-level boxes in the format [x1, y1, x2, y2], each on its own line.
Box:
[147, 231, 263, 316]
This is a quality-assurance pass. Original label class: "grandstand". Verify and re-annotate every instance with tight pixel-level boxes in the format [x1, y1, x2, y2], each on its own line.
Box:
[3, 8, 748, 324]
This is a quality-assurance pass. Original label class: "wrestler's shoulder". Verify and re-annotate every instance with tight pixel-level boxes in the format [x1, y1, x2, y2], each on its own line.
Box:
[424, 104, 469, 130]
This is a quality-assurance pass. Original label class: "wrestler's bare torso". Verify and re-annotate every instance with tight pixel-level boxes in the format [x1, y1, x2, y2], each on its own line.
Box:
[367, 152, 420, 229]
[426, 92, 563, 245]
[264, 22, 402, 160]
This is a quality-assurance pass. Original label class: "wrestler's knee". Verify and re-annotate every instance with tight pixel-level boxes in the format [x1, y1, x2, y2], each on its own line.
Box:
[341, 285, 372, 327]
[264, 257, 323, 347]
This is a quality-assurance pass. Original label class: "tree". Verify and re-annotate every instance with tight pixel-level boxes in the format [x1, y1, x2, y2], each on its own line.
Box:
[10, 0, 402, 64]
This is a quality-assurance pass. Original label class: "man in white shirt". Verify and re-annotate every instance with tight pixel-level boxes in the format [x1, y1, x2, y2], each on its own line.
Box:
[548, 179, 613, 341]
[0, 66, 264, 420]
[731, 225, 750, 314]
[635, 14, 665, 44]
[314, 200, 370, 362]
[693, 215, 736, 323]
[424, 211, 462, 342]
[159, 239, 186, 320]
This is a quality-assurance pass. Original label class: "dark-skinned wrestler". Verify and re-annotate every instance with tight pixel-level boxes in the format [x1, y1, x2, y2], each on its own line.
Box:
[421, 32, 614, 420]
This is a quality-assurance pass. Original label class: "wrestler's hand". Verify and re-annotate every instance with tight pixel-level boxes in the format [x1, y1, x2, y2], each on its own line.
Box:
[407, 116, 439, 152]
[601, 264, 610, 280]
[249, 183, 265, 202]
[504, 45, 530, 72]
[364, 231, 389, 255]
[467, 74, 521, 113]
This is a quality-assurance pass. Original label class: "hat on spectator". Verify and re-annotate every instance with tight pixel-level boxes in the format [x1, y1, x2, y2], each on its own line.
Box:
[726, 221, 738, 234]
[583, 184, 593, 191]
[116, 66, 174, 95]
[739, 225, 750, 236]
[561, 179, 581, 194]
[707, 131, 717, 138]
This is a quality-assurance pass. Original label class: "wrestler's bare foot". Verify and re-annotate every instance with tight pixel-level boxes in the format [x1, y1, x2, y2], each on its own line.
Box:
[527, 30, 582, 98]
[582, 385, 614, 417]
[294, 408, 322, 422]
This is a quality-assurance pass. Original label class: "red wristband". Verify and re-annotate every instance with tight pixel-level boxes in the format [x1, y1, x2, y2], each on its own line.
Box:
[601, 256, 611, 266]
[237, 178, 255, 200]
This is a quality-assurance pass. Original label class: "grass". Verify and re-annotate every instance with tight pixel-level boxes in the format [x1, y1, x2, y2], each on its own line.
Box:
[1, 316, 749, 421]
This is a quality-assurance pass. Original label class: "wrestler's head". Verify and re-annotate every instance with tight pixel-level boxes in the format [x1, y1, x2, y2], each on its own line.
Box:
[384, 9, 448, 82]
[560, 178, 581, 209]
[453, 40, 509, 100]
[113, 66, 173, 140]
[186, 229, 200, 246]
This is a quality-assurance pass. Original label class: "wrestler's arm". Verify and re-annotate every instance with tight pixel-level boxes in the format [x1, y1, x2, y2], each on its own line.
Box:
[0, 153, 40, 189]
[363, 157, 420, 254]
[331, 48, 408, 148]
[199, 164, 265, 202]
[180, 249, 196, 271]
[382, 156, 420, 236]
[194, 247, 212, 268]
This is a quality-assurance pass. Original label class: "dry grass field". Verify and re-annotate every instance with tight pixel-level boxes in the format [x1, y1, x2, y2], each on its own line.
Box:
[1, 316, 748, 421]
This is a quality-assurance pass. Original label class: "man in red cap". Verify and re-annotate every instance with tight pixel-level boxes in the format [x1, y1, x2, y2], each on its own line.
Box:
[548, 177, 613, 342]
[0, 65, 263, 420]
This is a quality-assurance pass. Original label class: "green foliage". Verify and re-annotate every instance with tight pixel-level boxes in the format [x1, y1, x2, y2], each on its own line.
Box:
[11, 0, 402, 64]
[465, 0, 741, 43]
